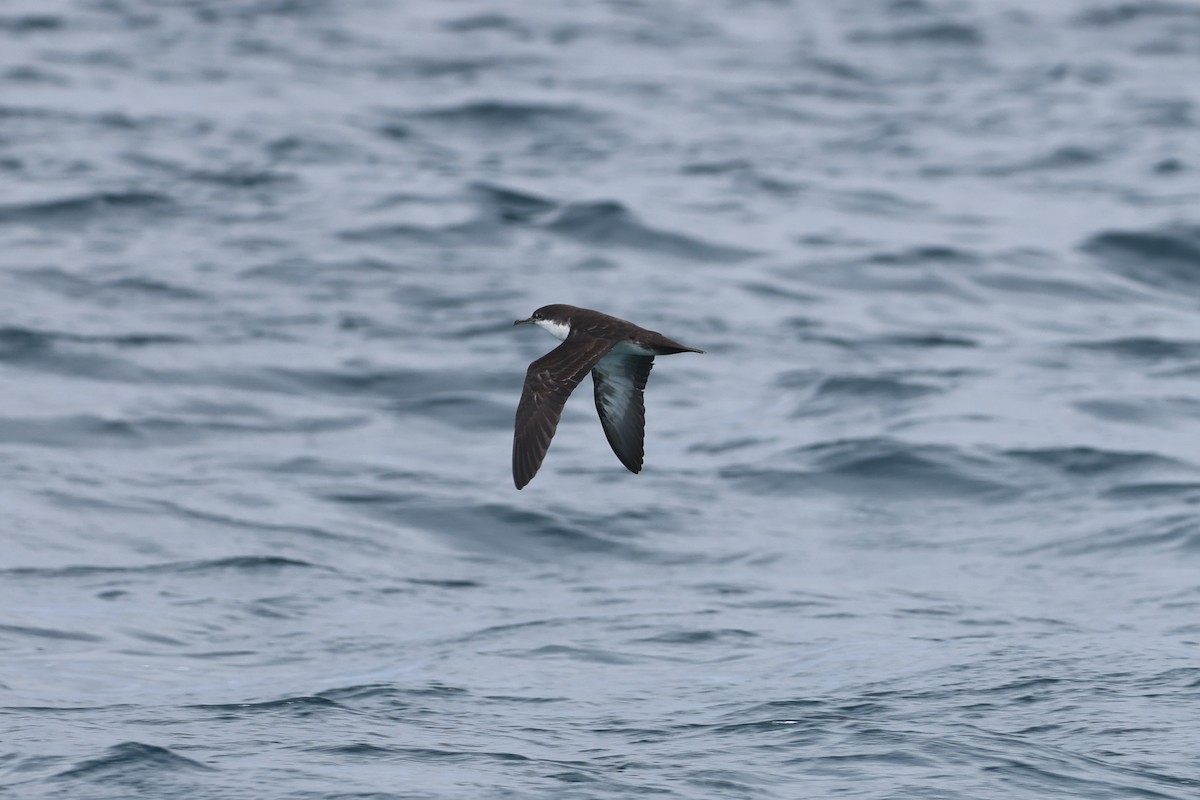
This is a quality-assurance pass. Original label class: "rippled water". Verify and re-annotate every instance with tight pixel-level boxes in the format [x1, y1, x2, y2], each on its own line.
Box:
[3, 1, 1200, 797]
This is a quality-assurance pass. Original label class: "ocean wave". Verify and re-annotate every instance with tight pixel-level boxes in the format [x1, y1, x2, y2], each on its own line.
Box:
[1073, 396, 1200, 426]
[1075, 3, 1200, 27]
[1069, 336, 1200, 363]
[13, 269, 208, 305]
[475, 183, 759, 262]
[0, 191, 174, 226]
[344, 496, 679, 562]
[343, 182, 759, 261]
[0, 556, 321, 580]
[52, 742, 213, 781]
[0, 14, 62, 32]
[0, 623, 103, 643]
[126, 154, 295, 189]
[777, 371, 948, 417]
[723, 438, 1020, 501]
[1002, 446, 1193, 478]
[0, 412, 366, 448]
[407, 100, 603, 130]
[1038, 514, 1200, 556]
[1082, 225, 1200, 292]
[724, 441, 1195, 501]
[849, 23, 985, 47]
[188, 695, 342, 713]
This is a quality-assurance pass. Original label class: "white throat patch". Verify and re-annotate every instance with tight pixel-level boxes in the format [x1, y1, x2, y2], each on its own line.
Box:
[535, 318, 571, 342]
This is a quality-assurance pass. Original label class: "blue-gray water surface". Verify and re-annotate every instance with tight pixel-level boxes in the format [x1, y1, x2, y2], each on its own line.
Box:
[3, 1, 1200, 797]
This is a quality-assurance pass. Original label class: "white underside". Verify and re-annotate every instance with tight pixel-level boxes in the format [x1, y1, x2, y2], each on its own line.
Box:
[535, 318, 571, 341]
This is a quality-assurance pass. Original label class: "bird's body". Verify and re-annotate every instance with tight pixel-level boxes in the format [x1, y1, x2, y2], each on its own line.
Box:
[512, 304, 703, 490]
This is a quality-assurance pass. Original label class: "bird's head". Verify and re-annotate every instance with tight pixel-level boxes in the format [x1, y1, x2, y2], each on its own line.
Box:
[514, 305, 574, 342]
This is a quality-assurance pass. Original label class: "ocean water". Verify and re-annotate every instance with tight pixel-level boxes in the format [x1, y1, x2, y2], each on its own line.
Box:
[2, 0, 1200, 797]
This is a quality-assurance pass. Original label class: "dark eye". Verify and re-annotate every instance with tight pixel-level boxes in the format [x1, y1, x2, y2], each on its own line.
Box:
[532, 313, 542, 320]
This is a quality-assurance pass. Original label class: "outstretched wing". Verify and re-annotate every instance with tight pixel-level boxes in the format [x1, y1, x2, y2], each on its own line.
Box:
[513, 333, 617, 489]
[592, 352, 655, 474]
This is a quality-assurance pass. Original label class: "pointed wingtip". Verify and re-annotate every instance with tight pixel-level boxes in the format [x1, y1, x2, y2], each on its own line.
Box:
[618, 454, 644, 475]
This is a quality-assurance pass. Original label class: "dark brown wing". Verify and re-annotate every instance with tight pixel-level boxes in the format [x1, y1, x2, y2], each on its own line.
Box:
[592, 352, 654, 474]
[513, 333, 616, 489]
